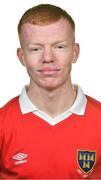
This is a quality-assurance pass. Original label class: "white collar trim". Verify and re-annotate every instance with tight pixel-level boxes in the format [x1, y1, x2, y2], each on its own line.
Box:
[19, 85, 87, 116]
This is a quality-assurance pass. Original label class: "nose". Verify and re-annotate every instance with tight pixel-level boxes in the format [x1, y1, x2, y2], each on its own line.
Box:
[42, 47, 55, 63]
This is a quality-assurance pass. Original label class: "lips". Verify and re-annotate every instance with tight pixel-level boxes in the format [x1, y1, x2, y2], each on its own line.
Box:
[37, 67, 61, 75]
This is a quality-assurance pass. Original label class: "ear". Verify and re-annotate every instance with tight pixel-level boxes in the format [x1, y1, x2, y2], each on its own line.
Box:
[17, 48, 26, 66]
[72, 43, 80, 63]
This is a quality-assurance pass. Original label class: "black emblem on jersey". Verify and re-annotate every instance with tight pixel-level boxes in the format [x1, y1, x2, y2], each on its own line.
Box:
[77, 150, 96, 174]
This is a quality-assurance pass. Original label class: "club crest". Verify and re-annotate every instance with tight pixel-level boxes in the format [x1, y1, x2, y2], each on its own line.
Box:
[77, 150, 96, 174]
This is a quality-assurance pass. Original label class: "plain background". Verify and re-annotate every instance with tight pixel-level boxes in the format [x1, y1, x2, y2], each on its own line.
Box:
[0, 0, 101, 107]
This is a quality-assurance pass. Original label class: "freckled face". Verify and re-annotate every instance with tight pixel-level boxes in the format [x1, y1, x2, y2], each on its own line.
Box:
[17, 18, 79, 90]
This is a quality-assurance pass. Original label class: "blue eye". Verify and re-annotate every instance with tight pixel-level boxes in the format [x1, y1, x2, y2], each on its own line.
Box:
[29, 47, 42, 52]
[33, 48, 39, 51]
[57, 46, 63, 48]
[31, 47, 41, 51]
[56, 45, 65, 50]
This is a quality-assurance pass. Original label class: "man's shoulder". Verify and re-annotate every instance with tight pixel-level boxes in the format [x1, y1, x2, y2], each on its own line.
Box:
[0, 96, 22, 136]
[0, 96, 20, 116]
[86, 95, 101, 106]
[86, 95, 101, 112]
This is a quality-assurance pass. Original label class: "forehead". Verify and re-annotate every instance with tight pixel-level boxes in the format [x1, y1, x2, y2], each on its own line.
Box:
[20, 18, 74, 44]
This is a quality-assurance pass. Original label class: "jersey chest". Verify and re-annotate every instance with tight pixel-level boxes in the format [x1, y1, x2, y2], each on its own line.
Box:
[1, 113, 101, 178]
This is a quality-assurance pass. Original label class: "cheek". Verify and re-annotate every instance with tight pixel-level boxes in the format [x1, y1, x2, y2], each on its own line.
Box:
[24, 58, 36, 76]
[25, 51, 43, 60]
[59, 55, 73, 69]
[57, 51, 73, 64]
[61, 60, 72, 76]
[24, 55, 38, 69]
[65, 62, 72, 73]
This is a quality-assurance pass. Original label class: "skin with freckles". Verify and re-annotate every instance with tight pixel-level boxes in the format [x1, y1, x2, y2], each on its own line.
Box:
[17, 18, 80, 117]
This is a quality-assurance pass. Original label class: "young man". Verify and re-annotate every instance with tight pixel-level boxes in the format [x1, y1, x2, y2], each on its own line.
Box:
[0, 4, 101, 179]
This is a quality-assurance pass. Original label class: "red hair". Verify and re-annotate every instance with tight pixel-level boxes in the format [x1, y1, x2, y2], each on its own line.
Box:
[18, 4, 75, 34]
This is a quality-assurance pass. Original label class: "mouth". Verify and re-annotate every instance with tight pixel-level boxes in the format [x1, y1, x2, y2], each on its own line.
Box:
[37, 68, 61, 76]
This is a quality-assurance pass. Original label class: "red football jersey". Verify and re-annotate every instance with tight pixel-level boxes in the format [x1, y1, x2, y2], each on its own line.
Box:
[0, 96, 101, 179]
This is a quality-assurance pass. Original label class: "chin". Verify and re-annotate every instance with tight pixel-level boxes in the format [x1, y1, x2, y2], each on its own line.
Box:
[43, 86, 59, 91]
[40, 82, 62, 91]
[35, 77, 64, 90]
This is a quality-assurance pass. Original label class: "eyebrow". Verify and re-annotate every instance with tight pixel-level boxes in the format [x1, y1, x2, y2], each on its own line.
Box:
[27, 43, 43, 46]
[27, 41, 68, 46]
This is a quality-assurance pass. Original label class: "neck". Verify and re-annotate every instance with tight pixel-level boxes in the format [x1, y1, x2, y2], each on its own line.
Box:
[27, 81, 77, 117]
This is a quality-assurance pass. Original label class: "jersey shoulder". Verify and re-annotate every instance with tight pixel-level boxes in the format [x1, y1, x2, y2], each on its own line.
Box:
[86, 95, 101, 114]
[86, 95, 101, 107]
[0, 96, 20, 119]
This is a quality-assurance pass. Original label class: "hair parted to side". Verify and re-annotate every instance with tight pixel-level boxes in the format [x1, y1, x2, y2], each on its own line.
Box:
[18, 4, 75, 34]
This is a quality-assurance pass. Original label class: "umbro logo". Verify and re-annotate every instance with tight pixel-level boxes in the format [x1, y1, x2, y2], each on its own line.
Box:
[13, 153, 28, 165]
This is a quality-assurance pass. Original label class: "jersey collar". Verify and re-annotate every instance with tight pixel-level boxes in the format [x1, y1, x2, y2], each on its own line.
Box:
[19, 85, 87, 116]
